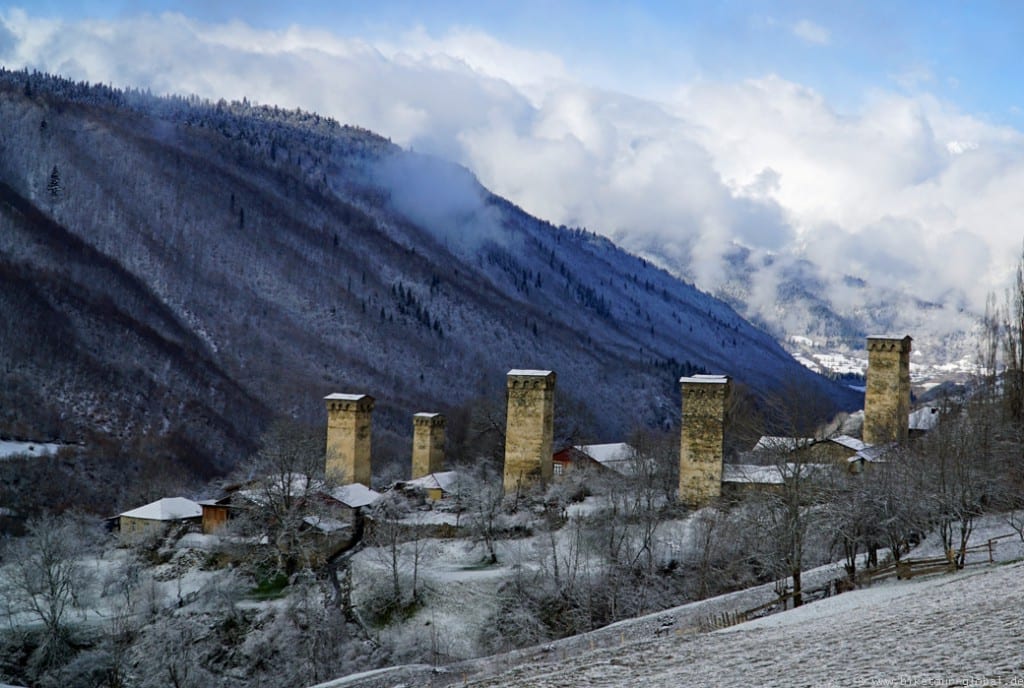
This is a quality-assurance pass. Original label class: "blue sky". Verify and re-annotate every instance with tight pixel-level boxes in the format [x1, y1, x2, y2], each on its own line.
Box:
[2, 1, 1023, 339]
[15, 1, 1024, 126]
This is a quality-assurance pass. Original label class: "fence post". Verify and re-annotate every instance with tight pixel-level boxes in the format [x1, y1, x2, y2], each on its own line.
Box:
[988, 539, 994, 564]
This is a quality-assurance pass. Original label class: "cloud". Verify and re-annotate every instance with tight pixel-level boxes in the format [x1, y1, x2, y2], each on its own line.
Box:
[2, 10, 1023, 343]
[371, 151, 506, 251]
[792, 19, 830, 46]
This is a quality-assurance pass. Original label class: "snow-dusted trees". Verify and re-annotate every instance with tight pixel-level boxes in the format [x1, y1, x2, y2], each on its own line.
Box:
[223, 420, 334, 581]
[914, 395, 1008, 568]
[0, 512, 101, 675]
[454, 464, 506, 565]
[745, 384, 839, 606]
[46, 165, 61, 199]
[363, 491, 427, 624]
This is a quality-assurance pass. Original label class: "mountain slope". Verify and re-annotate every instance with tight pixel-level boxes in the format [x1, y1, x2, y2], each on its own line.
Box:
[0, 70, 860, 479]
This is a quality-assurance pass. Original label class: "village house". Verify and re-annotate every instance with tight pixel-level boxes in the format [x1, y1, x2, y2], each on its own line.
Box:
[395, 470, 459, 501]
[551, 442, 635, 477]
[117, 497, 202, 535]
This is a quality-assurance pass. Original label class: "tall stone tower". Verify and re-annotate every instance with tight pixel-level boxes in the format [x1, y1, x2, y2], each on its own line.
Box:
[324, 393, 374, 486]
[411, 413, 446, 479]
[863, 335, 912, 445]
[679, 374, 731, 507]
[503, 369, 556, 493]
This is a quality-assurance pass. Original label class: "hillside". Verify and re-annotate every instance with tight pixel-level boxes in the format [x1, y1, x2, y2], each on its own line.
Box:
[0, 69, 860, 482]
[430, 562, 1024, 687]
[323, 538, 1024, 688]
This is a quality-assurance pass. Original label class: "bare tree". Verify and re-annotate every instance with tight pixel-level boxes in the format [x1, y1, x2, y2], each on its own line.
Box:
[918, 397, 1004, 568]
[364, 491, 428, 623]
[746, 384, 837, 606]
[224, 419, 335, 582]
[1000, 248, 1024, 423]
[0, 512, 101, 674]
[455, 465, 505, 565]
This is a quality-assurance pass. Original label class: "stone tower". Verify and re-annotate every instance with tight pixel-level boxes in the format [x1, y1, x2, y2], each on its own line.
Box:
[411, 413, 446, 479]
[324, 393, 374, 486]
[679, 374, 731, 507]
[503, 369, 556, 493]
[863, 335, 912, 445]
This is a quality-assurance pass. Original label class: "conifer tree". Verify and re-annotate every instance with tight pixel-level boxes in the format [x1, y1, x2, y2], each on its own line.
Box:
[46, 165, 61, 198]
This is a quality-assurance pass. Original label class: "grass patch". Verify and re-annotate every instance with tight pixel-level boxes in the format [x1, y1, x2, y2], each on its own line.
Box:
[249, 572, 289, 600]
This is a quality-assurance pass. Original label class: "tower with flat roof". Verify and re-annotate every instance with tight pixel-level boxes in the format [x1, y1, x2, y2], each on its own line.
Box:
[679, 374, 731, 506]
[863, 335, 912, 445]
[325, 393, 374, 486]
[503, 369, 556, 493]
[412, 413, 446, 478]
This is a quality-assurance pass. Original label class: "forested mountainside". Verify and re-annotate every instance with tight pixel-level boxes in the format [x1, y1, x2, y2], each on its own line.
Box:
[0, 69, 860, 482]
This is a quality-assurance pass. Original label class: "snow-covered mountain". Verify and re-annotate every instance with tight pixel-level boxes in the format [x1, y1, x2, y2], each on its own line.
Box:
[0, 69, 859, 479]
[622, 237, 982, 385]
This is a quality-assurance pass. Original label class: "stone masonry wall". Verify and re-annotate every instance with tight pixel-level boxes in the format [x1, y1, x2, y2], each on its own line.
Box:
[325, 393, 374, 486]
[412, 413, 446, 478]
[679, 375, 731, 507]
[863, 336, 911, 445]
[503, 370, 556, 493]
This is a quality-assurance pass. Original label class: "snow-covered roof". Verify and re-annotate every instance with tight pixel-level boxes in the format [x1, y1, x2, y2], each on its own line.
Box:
[680, 374, 729, 384]
[722, 464, 786, 485]
[119, 497, 202, 521]
[403, 470, 460, 493]
[909, 406, 941, 431]
[302, 515, 351, 533]
[722, 462, 829, 484]
[330, 483, 381, 508]
[507, 369, 553, 376]
[753, 436, 815, 452]
[574, 443, 635, 474]
[324, 393, 369, 401]
[237, 473, 321, 505]
[847, 445, 889, 463]
[828, 435, 867, 451]
[414, 412, 441, 418]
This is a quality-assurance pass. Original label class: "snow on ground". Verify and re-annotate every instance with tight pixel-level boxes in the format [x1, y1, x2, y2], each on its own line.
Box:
[351, 536, 515, 660]
[328, 515, 1024, 688]
[463, 562, 1024, 687]
[0, 441, 62, 460]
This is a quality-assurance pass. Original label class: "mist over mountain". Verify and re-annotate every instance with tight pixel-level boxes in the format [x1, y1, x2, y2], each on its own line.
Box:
[623, 237, 981, 377]
[0, 69, 860, 482]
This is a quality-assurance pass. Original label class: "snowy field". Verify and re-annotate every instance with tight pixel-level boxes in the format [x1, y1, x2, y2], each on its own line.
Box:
[326, 561, 1024, 688]
[320, 515, 1024, 688]
[450, 562, 1024, 687]
[0, 441, 62, 460]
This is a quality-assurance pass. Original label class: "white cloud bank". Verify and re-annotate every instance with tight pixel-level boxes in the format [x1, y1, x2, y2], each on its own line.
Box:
[2, 9, 1023, 343]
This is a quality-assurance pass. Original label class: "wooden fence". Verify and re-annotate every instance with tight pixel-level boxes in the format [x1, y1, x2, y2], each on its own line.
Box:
[703, 532, 1022, 632]
[700, 578, 841, 631]
[861, 532, 1021, 584]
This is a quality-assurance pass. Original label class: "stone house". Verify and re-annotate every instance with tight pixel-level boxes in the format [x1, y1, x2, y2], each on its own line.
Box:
[118, 497, 202, 535]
